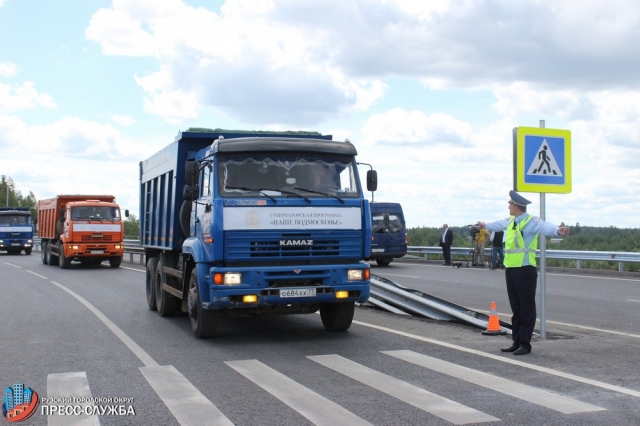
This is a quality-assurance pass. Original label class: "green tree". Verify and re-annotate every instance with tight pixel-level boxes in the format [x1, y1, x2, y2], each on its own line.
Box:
[124, 214, 140, 239]
[1, 175, 37, 221]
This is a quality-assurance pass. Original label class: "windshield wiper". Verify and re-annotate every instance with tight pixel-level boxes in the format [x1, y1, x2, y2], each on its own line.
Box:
[225, 186, 278, 203]
[293, 187, 345, 204]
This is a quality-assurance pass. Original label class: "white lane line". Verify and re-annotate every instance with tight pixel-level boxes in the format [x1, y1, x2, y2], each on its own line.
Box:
[26, 270, 48, 279]
[49, 281, 159, 368]
[353, 320, 640, 399]
[627, 299, 640, 303]
[308, 354, 499, 425]
[384, 350, 604, 414]
[226, 360, 372, 426]
[120, 266, 144, 273]
[4, 262, 22, 268]
[140, 365, 233, 426]
[472, 308, 640, 340]
[47, 372, 100, 426]
[374, 273, 420, 279]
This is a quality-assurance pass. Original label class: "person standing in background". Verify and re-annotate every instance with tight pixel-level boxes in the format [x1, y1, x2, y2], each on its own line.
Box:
[474, 226, 490, 266]
[439, 224, 454, 266]
[490, 230, 504, 270]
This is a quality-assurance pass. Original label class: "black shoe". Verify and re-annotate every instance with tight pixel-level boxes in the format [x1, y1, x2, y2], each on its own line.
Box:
[500, 345, 518, 353]
[513, 347, 531, 355]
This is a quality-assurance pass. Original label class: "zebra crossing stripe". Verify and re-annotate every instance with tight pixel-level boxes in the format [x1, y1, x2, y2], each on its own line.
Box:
[47, 372, 100, 426]
[307, 354, 499, 425]
[140, 365, 233, 426]
[384, 350, 605, 414]
[226, 359, 373, 426]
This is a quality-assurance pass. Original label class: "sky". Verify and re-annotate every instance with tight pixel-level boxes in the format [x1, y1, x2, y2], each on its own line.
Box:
[1, 0, 639, 229]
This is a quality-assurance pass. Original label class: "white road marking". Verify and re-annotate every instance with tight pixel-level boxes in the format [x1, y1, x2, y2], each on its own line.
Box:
[384, 350, 604, 414]
[308, 354, 499, 425]
[140, 365, 233, 426]
[4, 262, 22, 268]
[353, 320, 640, 399]
[47, 372, 100, 426]
[226, 359, 372, 426]
[49, 281, 158, 368]
[26, 270, 48, 279]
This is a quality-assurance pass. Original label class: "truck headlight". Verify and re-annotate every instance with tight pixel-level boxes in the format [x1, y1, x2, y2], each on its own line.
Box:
[214, 272, 243, 285]
[347, 269, 369, 281]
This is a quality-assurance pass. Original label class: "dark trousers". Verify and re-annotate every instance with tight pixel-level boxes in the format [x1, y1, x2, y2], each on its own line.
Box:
[441, 244, 451, 265]
[505, 265, 537, 351]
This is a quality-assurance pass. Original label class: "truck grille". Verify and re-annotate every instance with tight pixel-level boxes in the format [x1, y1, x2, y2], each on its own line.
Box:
[81, 235, 114, 242]
[225, 230, 361, 261]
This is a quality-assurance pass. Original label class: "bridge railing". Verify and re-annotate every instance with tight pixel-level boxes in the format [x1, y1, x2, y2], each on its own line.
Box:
[408, 246, 640, 272]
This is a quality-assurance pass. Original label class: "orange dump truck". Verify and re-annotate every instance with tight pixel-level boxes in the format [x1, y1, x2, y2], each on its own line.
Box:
[38, 195, 128, 269]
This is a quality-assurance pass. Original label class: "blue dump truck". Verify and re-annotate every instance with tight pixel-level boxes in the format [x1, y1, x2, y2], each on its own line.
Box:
[140, 128, 377, 338]
[0, 207, 34, 255]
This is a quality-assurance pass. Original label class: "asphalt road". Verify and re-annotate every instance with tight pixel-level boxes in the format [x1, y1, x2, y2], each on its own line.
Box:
[1, 253, 639, 426]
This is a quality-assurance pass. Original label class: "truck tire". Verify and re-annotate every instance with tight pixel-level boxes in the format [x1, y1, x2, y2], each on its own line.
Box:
[188, 267, 219, 338]
[155, 256, 180, 317]
[109, 257, 122, 268]
[24, 248, 32, 255]
[320, 301, 355, 331]
[376, 258, 392, 266]
[146, 258, 158, 311]
[41, 242, 49, 264]
[59, 246, 71, 269]
[47, 243, 59, 266]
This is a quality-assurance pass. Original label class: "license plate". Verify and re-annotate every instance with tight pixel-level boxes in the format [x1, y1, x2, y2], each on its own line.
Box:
[11, 243, 20, 246]
[371, 248, 384, 252]
[279, 288, 316, 298]
[90, 250, 104, 254]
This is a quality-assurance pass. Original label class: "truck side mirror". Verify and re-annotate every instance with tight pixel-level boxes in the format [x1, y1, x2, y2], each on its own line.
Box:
[185, 161, 198, 186]
[124, 209, 130, 218]
[366, 170, 378, 192]
[183, 185, 199, 201]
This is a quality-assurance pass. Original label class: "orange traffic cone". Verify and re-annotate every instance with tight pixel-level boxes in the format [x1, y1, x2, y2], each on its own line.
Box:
[482, 301, 506, 335]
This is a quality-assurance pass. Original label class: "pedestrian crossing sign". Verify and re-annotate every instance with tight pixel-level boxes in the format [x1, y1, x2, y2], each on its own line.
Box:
[513, 126, 571, 193]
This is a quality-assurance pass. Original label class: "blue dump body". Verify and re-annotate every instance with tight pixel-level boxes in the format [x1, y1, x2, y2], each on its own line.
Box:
[139, 128, 373, 337]
[0, 207, 34, 255]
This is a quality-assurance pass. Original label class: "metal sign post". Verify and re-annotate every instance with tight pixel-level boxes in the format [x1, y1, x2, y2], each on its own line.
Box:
[539, 120, 547, 339]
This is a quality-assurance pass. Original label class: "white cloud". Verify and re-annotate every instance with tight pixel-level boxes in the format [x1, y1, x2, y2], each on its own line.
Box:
[0, 62, 17, 77]
[0, 81, 56, 113]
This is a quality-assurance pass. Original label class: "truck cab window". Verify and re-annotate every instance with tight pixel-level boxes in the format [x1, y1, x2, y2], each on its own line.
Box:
[201, 164, 212, 197]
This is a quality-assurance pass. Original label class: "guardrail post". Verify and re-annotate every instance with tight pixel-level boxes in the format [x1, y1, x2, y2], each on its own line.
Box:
[577, 260, 581, 269]
[619, 262, 623, 272]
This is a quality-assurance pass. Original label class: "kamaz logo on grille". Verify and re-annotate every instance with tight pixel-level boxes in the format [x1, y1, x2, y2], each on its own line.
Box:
[92, 234, 103, 238]
[279, 239, 314, 246]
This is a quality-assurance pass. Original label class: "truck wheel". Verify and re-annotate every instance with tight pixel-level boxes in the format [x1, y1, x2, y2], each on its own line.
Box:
[109, 257, 122, 268]
[376, 258, 392, 266]
[320, 301, 355, 331]
[24, 248, 32, 255]
[48, 244, 59, 266]
[59, 247, 71, 269]
[146, 258, 158, 311]
[155, 256, 180, 317]
[188, 267, 219, 338]
[41, 242, 49, 265]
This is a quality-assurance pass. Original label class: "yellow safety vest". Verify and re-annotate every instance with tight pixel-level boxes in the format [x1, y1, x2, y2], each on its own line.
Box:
[503, 215, 537, 268]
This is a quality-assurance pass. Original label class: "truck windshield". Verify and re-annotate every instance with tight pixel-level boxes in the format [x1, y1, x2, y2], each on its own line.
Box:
[0, 214, 32, 225]
[217, 154, 361, 198]
[71, 207, 121, 221]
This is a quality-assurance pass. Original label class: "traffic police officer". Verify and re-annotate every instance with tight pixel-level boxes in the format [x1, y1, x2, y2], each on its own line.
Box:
[477, 191, 570, 355]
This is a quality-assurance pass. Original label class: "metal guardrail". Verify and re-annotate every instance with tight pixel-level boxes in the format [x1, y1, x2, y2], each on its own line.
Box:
[368, 274, 511, 332]
[408, 246, 640, 272]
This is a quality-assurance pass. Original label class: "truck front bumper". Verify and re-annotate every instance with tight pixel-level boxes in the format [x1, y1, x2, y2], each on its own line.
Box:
[202, 263, 370, 310]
